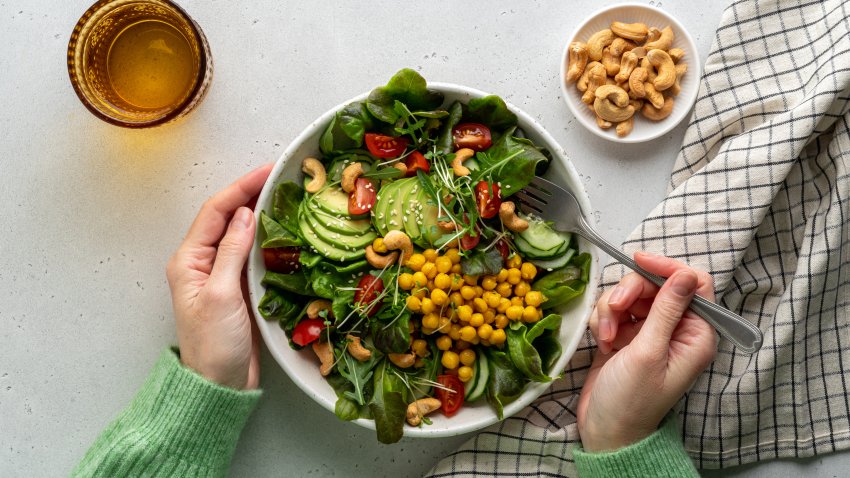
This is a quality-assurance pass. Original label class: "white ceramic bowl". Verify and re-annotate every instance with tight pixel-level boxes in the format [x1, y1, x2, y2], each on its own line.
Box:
[560, 3, 701, 143]
[247, 83, 600, 438]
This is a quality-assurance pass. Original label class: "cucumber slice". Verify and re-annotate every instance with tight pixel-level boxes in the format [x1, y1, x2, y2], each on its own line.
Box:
[515, 235, 568, 259]
[518, 219, 568, 252]
[466, 350, 489, 402]
[464, 359, 479, 399]
[531, 248, 576, 271]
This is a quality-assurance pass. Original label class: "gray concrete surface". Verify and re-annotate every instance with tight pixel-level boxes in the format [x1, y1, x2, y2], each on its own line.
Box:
[1, 0, 847, 476]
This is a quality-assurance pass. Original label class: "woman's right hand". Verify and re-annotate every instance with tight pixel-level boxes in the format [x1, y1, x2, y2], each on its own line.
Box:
[576, 252, 719, 452]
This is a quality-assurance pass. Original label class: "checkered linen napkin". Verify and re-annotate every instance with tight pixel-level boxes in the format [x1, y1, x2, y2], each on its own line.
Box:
[425, 0, 850, 475]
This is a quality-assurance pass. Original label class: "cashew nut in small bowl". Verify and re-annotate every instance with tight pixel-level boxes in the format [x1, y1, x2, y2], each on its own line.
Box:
[616, 116, 634, 137]
[565, 42, 588, 83]
[388, 352, 416, 368]
[581, 63, 607, 104]
[628, 67, 648, 99]
[601, 47, 620, 77]
[576, 61, 603, 92]
[341, 162, 365, 193]
[346, 334, 372, 362]
[596, 115, 613, 130]
[609, 37, 636, 58]
[382, 230, 414, 265]
[644, 25, 674, 51]
[668, 48, 685, 63]
[643, 82, 665, 109]
[645, 26, 662, 45]
[365, 244, 399, 269]
[312, 341, 334, 377]
[641, 96, 675, 121]
[610, 21, 648, 42]
[647, 49, 676, 91]
[450, 148, 475, 177]
[586, 29, 615, 61]
[406, 398, 442, 426]
[594, 85, 634, 123]
[614, 51, 638, 84]
[302, 158, 326, 194]
[306, 299, 333, 320]
[499, 201, 529, 233]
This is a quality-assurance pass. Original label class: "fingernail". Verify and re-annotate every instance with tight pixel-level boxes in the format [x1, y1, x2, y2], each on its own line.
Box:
[598, 317, 613, 342]
[670, 271, 698, 297]
[608, 285, 625, 306]
[233, 207, 252, 230]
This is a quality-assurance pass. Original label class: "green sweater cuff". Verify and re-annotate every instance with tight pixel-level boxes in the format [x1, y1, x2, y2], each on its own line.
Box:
[574, 415, 698, 478]
[73, 349, 261, 477]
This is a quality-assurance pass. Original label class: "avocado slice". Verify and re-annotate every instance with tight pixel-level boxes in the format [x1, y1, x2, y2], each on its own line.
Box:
[303, 206, 376, 249]
[298, 211, 365, 262]
[306, 204, 372, 235]
[417, 186, 447, 246]
[397, 179, 424, 246]
[312, 186, 354, 218]
[372, 179, 401, 236]
[381, 178, 410, 235]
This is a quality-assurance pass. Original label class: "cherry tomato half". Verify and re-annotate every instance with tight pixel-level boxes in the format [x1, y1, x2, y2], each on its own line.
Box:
[354, 274, 385, 317]
[475, 181, 501, 219]
[404, 151, 430, 177]
[365, 133, 409, 158]
[348, 178, 377, 216]
[435, 374, 465, 416]
[291, 318, 325, 346]
[452, 123, 492, 152]
[460, 229, 481, 251]
[495, 239, 510, 263]
[263, 247, 302, 273]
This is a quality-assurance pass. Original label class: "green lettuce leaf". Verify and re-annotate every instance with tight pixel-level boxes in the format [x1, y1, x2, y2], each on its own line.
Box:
[259, 211, 301, 247]
[465, 95, 517, 131]
[368, 361, 408, 444]
[473, 127, 549, 197]
[272, 182, 304, 235]
[485, 349, 527, 419]
[366, 69, 445, 123]
[505, 314, 561, 383]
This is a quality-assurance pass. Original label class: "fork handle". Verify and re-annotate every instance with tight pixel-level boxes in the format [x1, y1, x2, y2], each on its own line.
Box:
[579, 221, 763, 353]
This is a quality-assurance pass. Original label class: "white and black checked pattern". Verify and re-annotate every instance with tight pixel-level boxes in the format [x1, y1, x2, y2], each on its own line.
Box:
[425, 0, 850, 475]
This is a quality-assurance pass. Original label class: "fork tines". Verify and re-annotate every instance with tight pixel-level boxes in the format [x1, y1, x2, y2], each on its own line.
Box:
[514, 176, 555, 215]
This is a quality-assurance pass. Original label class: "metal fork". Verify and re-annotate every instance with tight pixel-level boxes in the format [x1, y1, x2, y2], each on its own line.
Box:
[515, 176, 763, 354]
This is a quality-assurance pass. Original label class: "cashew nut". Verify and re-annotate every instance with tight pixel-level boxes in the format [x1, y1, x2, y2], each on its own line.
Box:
[645, 27, 662, 45]
[628, 67, 648, 99]
[594, 97, 635, 124]
[586, 29, 615, 61]
[630, 46, 648, 59]
[576, 61, 603, 92]
[609, 37, 636, 58]
[629, 98, 645, 111]
[566, 42, 588, 83]
[437, 220, 458, 232]
[610, 21, 648, 42]
[581, 63, 607, 104]
[669, 62, 688, 96]
[644, 25, 674, 51]
[643, 82, 664, 109]
[346, 334, 372, 361]
[451, 148, 475, 177]
[668, 48, 685, 63]
[499, 201, 529, 232]
[389, 353, 416, 368]
[616, 116, 634, 137]
[676, 63, 688, 77]
[614, 51, 638, 83]
[301, 158, 326, 194]
[596, 115, 613, 129]
[640, 57, 657, 83]
[365, 244, 399, 269]
[406, 398, 442, 426]
[306, 299, 333, 320]
[601, 47, 620, 77]
[341, 162, 364, 193]
[641, 96, 675, 121]
[595, 84, 630, 107]
[312, 341, 334, 377]
[382, 230, 414, 266]
[647, 49, 676, 91]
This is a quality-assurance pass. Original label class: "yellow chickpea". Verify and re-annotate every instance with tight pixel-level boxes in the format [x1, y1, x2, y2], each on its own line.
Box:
[478, 323, 494, 340]
[436, 335, 452, 351]
[468, 335, 480, 345]
[507, 268, 522, 285]
[507, 254, 522, 269]
[496, 282, 513, 297]
[514, 281, 531, 297]
[372, 237, 387, 253]
[490, 328, 506, 345]
[423, 248, 438, 262]
[406, 295, 422, 312]
[522, 306, 539, 322]
[474, 285, 484, 297]
[441, 350, 460, 369]
[407, 254, 426, 271]
[449, 292, 464, 308]
[421, 262, 437, 279]
[497, 297, 511, 313]
[450, 264, 463, 274]
[497, 268, 509, 282]
[412, 271, 428, 288]
[494, 314, 509, 329]
[420, 297, 436, 314]
[460, 286, 476, 301]
[421, 326, 436, 335]
[449, 324, 462, 340]
[458, 365, 474, 382]
[412, 339, 429, 357]
[456, 304, 473, 322]
[438, 316, 451, 331]
[445, 248, 461, 264]
[469, 313, 485, 327]
[435, 256, 453, 274]
[412, 287, 427, 299]
[525, 291, 544, 307]
[459, 325, 477, 342]
[472, 297, 488, 314]
[431, 288, 449, 306]
[481, 276, 497, 290]
[398, 272, 414, 290]
[506, 305, 524, 320]
[463, 274, 479, 286]
[520, 262, 537, 281]
[455, 340, 471, 351]
[483, 309, 496, 324]
[422, 313, 440, 329]
[510, 296, 525, 307]
[459, 349, 476, 366]
[484, 291, 501, 308]
[434, 272, 452, 290]
[450, 274, 464, 290]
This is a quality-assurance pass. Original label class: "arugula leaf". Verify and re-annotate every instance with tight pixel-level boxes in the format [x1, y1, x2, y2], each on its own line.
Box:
[327, 374, 372, 421]
[272, 181, 304, 235]
[370, 307, 412, 354]
[465, 95, 517, 131]
[261, 270, 312, 295]
[461, 247, 503, 276]
[338, 342, 379, 406]
[362, 167, 404, 181]
[368, 361, 408, 444]
[485, 349, 527, 419]
[505, 314, 562, 382]
[366, 69, 445, 123]
[473, 127, 549, 197]
[260, 211, 301, 247]
[436, 101, 463, 154]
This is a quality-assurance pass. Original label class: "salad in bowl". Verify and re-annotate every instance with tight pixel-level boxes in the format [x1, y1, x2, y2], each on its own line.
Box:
[250, 69, 595, 443]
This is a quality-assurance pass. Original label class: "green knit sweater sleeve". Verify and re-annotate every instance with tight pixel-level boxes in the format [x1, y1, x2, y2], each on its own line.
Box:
[72, 349, 261, 478]
[573, 414, 699, 478]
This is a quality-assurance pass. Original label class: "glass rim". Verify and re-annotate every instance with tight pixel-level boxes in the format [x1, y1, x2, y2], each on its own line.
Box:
[67, 0, 211, 128]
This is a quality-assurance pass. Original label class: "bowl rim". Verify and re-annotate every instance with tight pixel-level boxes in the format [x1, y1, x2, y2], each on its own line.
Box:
[248, 81, 600, 437]
[559, 2, 701, 144]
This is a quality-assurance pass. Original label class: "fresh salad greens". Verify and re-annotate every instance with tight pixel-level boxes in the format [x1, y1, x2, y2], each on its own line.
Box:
[258, 69, 591, 443]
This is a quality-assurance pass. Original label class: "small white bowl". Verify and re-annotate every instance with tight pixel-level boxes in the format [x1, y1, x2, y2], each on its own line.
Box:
[247, 82, 601, 438]
[560, 3, 701, 143]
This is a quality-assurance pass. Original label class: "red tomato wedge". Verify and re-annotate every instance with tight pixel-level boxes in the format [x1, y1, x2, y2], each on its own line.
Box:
[365, 133, 409, 158]
[495, 238, 510, 263]
[475, 181, 501, 219]
[348, 178, 377, 216]
[435, 374, 465, 416]
[404, 151, 430, 177]
[292, 318, 325, 346]
[460, 231, 481, 251]
[354, 274, 384, 317]
[452, 123, 492, 151]
[263, 247, 302, 273]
